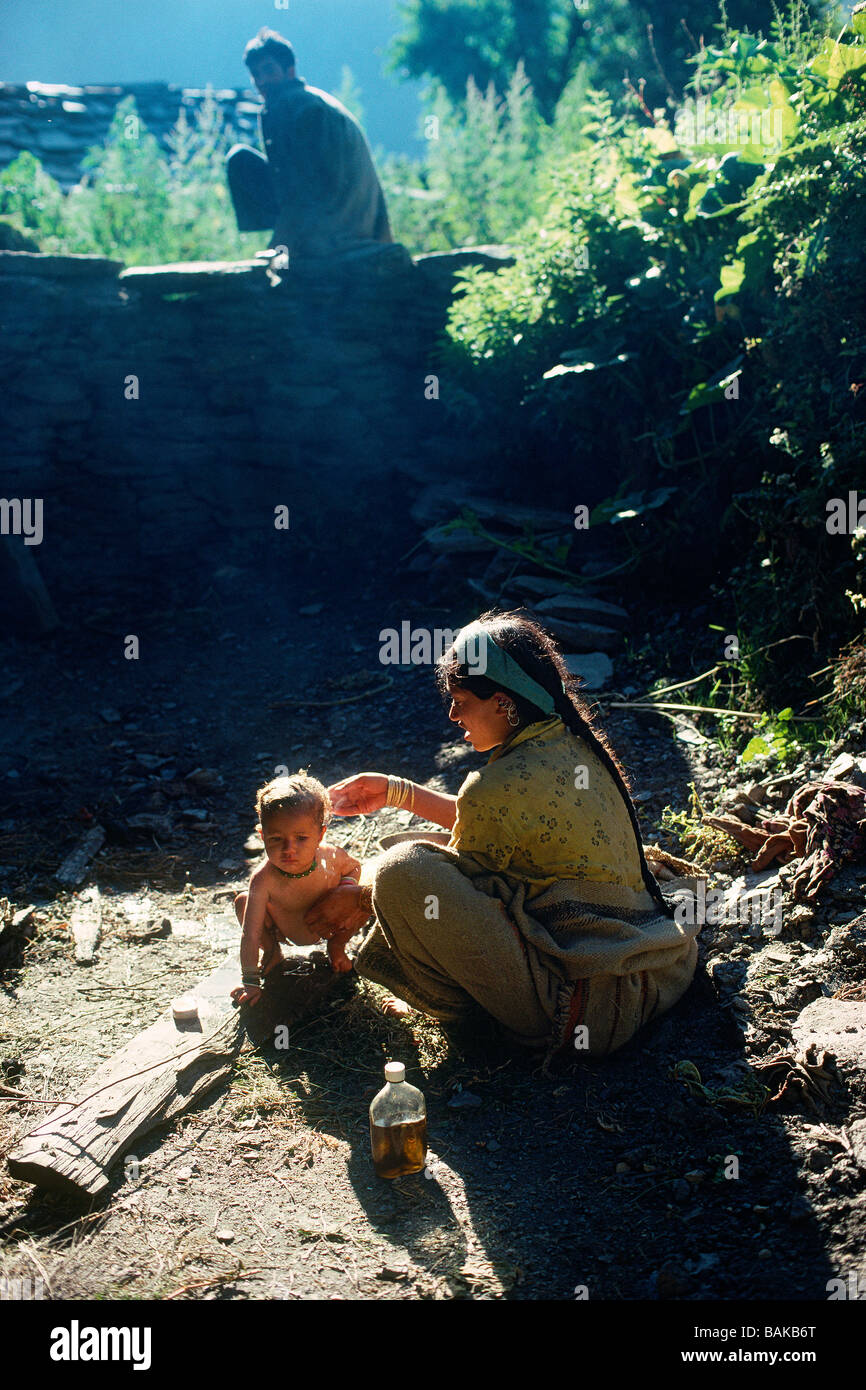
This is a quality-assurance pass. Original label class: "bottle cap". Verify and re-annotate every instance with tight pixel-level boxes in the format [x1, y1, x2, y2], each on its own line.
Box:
[384, 1061, 405, 1084]
[172, 995, 199, 1021]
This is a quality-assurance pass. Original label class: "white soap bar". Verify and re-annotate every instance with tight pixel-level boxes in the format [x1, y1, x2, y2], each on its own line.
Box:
[172, 995, 199, 1021]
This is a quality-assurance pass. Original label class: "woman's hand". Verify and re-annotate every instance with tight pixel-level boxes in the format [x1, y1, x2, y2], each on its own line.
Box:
[304, 884, 370, 938]
[230, 983, 263, 1007]
[328, 773, 389, 817]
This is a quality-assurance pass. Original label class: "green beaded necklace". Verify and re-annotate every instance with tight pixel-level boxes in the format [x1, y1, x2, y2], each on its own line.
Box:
[274, 857, 318, 879]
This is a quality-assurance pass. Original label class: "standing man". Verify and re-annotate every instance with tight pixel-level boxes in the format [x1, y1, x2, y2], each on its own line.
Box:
[226, 28, 393, 259]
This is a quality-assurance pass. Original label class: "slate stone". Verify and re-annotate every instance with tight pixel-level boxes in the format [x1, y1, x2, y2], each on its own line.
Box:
[534, 593, 630, 627]
[0, 251, 123, 278]
[792, 998, 866, 1070]
[119, 259, 264, 296]
[562, 652, 615, 690]
[531, 613, 622, 654]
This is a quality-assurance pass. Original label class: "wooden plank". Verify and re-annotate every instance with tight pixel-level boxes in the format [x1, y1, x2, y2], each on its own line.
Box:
[71, 887, 101, 965]
[6, 946, 347, 1198]
[55, 826, 105, 888]
[7, 955, 243, 1197]
[0, 534, 59, 635]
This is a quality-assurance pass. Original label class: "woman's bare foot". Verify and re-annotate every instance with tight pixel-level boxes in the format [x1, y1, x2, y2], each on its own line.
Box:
[381, 994, 411, 1018]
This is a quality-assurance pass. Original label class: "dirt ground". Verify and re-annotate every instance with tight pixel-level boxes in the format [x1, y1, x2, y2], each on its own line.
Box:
[1, 560, 865, 1303]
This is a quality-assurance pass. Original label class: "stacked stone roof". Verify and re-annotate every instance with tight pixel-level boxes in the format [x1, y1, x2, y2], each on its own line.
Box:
[0, 81, 262, 188]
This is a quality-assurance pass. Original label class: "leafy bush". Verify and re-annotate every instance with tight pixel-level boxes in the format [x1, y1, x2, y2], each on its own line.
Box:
[381, 62, 588, 250]
[1, 0, 861, 724]
[436, 2, 866, 713]
[0, 150, 67, 242]
[0, 93, 260, 265]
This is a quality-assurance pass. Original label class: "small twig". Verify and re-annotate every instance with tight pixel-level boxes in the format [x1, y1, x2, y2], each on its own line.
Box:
[610, 698, 819, 723]
[0, 1078, 76, 1105]
[20, 1242, 54, 1300]
[268, 1169, 297, 1203]
[647, 635, 810, 698]
[680, 16, 703, 57]
[163, 1265, 276, 1301]
[647, 22, 677, 102]
[76, 983, 162, 996]
[608, 700, 763, 720]
[268, 677, 393, 711]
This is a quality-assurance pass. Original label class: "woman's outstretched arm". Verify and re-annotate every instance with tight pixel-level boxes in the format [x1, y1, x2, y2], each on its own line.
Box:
[328, 773, 457, 830]
[403, 784, 457, 830]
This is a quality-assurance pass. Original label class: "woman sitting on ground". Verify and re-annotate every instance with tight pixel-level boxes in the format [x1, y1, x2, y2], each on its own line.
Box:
[305, 611, 700, 1059]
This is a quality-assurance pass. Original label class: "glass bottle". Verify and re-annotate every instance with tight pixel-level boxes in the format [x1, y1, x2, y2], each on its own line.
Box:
[369, 1061, 427, 1178]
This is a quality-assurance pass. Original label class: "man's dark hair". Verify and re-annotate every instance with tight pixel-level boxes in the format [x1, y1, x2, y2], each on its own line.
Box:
[244, 28, 296, 72]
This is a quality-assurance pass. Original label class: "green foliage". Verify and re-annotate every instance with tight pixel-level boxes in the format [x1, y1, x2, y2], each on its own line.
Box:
[389, 0, 587, 120]
[438, 2, 866, 708]
[660, 783, 745, 865]
[388, 0, 798, 119]
[335, 65, 366, 126]
[0, 150, 66, 241]
[63, 97, 174, 260]
[162, 91, 255, 263]
[439, 86, 654, 382]
[740, 707, 797, 764]
[382, 62, 555, 249]
[1, 93, 259, 265]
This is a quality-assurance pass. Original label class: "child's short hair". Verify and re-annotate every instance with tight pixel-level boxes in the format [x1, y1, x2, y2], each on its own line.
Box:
[256, 772, 331, 829]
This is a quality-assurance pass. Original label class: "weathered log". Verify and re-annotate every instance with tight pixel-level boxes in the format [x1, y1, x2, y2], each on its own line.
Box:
[6, 947, 347, 1197]
[6, 956, 243, 1197]
[55, 826, 106, 888]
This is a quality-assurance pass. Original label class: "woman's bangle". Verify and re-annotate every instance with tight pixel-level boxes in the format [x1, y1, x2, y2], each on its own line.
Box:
[242, 973, 262, 988]
[385, 776, 417, 815]
[339, 875, 359, 886]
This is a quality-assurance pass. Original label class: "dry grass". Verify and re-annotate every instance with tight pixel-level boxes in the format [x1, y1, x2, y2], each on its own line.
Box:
[829, 637, 866, 713]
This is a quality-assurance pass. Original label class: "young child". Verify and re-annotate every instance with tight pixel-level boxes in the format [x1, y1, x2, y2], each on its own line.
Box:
[230, 772, 361, 1006]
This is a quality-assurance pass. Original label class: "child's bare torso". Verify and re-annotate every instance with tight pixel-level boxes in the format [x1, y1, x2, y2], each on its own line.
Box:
[256, 841, 345, 945]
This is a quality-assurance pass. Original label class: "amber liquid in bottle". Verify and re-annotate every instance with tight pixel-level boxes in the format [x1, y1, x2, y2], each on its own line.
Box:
[370, 1116, 428, 1179]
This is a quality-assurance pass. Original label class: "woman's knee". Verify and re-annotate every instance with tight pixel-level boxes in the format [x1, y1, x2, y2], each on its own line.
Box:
[372, 841, 443, 906]
[233, 892, 247, 924]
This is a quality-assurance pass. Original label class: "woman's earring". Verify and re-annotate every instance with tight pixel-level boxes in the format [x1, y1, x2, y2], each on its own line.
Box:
[500, 698, 519, 727]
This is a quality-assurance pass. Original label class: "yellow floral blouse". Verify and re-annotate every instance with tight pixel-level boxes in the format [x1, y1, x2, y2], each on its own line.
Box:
[448, 715, 646, 901]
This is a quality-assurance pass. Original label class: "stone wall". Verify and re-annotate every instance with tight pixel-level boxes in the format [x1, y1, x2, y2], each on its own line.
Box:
[0, 243, 510, 624]
[0, 82, 262, 189]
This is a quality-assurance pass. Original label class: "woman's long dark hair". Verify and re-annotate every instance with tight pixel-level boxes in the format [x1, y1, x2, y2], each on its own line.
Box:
[437, 609, 674, 918]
